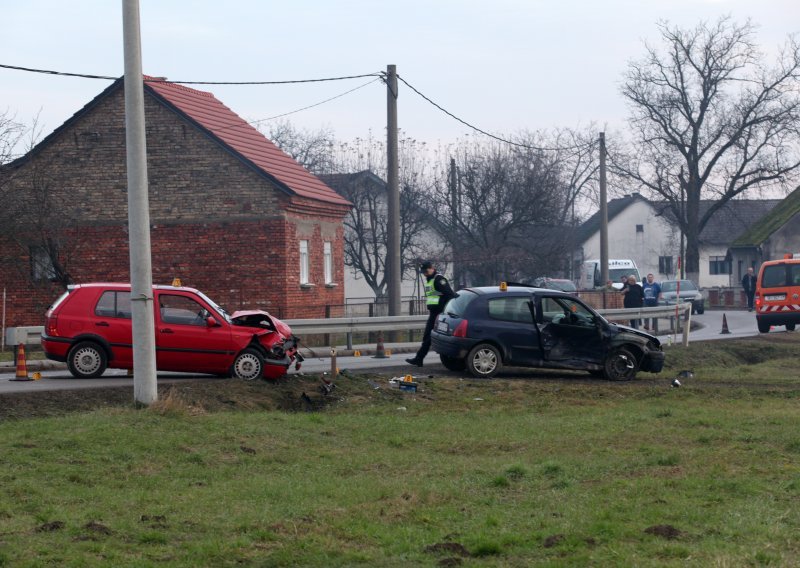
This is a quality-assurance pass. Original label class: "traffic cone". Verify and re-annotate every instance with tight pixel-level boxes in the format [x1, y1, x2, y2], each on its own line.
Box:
[373, 331, 389, 359]
[720, 313, 731, 334]
[11, 344, 32, 381]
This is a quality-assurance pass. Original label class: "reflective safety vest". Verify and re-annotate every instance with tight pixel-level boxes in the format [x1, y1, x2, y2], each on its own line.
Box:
[425, 276, 443, 306]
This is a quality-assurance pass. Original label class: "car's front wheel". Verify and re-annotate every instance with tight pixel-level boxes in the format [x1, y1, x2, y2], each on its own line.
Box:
[466, 344, 502, 379]
[232, 348, 264, 381]
[757, 320, 771, 333]
[603, 347, 638, 381]
[439, 354, 466, 372]
[67, 341, 108, 378]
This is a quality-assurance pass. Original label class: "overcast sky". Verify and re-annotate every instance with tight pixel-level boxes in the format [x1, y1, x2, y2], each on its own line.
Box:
[2, 0, 798, 147]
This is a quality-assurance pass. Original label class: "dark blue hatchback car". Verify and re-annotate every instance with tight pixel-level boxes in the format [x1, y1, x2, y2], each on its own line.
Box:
[431, 286, 664, 380]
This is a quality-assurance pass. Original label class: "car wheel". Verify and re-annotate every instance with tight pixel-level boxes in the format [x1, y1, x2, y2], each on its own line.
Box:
[697, 307, 705, 315]
[603, 347, 638, 381]
[439, 354, 466, 372]
[787, 323, 796, 332]
[232, 348, 264, 381]
[757, 320, 771, 333]
[466, 344, 502, 379]
[67, 341, 108, 378]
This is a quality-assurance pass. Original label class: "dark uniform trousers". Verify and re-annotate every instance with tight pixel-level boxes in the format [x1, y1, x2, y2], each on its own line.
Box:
[415, 309, 441, 361]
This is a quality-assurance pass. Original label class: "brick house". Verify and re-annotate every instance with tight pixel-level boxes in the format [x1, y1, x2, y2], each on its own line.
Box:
[0, 76, 350, 327]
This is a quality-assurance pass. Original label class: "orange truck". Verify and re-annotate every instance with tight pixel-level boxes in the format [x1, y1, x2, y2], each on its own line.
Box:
[755, 254, 800, 333]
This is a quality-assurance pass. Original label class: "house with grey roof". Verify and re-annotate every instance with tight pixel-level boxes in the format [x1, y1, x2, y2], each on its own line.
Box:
[727, 186, 800, 286]
[575, 193, 780, 288]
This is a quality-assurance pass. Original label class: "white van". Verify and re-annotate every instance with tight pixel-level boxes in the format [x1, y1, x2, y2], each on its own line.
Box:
[580, 259, 641, 290]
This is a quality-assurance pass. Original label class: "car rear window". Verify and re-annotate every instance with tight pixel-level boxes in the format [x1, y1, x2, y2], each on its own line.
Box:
[762, 263, 800, 288]
[444, 290, 477, 317]
[488, 296, 534, 323]
[95, 291, 132, 319]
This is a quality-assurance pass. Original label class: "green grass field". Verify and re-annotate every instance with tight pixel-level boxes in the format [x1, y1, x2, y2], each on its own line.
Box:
[1, 335, 799, 566]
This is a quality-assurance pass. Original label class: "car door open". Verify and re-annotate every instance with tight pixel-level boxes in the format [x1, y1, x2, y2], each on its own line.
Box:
[536, 296, 605, 366]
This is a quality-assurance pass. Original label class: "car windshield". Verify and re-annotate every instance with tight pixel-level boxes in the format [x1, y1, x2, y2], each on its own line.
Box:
[196, 291, 233, 323]
[609, 268, 639, 282]
[542, 280, 577, 292]
[444, 290, 477, 317]
[660, 280, 697, 293]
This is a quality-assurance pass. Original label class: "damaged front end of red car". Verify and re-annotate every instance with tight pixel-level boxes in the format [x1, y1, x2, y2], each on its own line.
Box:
[230, 310, 304, 379]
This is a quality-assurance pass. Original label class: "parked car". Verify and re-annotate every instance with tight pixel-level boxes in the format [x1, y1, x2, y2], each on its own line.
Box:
[660, 280, 705, 314]
[41, 283, 301, 380]
[431, 285, 664, 380]
[530, 277, 578, 295]
[755, 254, 800, 333]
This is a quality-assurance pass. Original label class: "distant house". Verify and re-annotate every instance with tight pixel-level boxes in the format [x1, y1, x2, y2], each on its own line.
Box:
[727, 186, 800, 285]
[319, 171, 452, 305]
[0, 75, 350, 326]
[575, 193, 780, 287]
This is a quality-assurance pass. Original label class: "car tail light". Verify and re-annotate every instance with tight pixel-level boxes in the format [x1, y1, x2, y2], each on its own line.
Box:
[453, 320, 468, 338]
[46, 315, 59, 337]
[755, 294, 761, 307]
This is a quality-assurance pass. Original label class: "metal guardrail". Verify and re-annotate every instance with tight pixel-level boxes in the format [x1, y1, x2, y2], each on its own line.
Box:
[5, 304, 693, 349]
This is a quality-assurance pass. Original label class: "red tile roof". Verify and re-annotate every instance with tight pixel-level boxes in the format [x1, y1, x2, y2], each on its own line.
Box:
[144, 77, 349, 206]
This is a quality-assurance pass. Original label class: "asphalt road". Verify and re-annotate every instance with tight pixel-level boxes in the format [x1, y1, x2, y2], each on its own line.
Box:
[0, 309, 774, 394]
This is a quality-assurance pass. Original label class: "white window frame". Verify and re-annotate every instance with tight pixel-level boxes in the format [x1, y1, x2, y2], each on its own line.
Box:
[323, 242, 333, 285]
[299, 240, 310, 285]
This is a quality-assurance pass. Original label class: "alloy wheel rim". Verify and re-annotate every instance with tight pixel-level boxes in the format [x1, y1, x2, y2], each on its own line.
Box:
[235, 354, 262, 380]
[611, 353, 634, 378]
[473, 349, 497, 375]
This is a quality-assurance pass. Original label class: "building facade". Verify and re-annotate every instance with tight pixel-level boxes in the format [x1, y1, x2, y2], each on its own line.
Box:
[0, 77, 350, 326]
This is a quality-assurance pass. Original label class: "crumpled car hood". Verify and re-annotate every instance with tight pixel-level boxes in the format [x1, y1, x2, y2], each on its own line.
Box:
[231, 310, 293, 338]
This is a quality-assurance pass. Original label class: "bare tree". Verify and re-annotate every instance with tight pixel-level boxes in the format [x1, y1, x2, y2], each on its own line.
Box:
[431, 138, 570, 285]
[615, 18, 800, 280]
[263, 119, 336, 174]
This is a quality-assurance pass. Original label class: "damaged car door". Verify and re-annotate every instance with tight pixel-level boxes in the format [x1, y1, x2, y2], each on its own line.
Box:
[536, 295, 605, 367]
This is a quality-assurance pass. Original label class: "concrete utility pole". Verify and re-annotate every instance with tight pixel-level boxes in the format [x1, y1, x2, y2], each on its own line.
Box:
[599, 132, 609, 287]
[122, 0, 157, 405]
[386, 64, 401, 316]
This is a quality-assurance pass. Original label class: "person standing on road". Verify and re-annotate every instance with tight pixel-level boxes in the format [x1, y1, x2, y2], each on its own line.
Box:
[742, 267, 757, 312]
[622, 274, 644, 329]
[642, 273, 661, 330]
[406, 261, 456, 367]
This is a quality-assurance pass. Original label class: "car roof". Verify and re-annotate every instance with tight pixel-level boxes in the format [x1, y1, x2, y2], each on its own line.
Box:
[68, 282, 202, 294]
[465, 286, 575, 298]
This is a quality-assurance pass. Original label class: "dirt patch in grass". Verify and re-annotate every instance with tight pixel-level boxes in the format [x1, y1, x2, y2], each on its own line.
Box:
[424, 542, 471, 557]
[36, 521, 65, 532]
[644, 524, 682, 539]
[543, 534, 566, 548]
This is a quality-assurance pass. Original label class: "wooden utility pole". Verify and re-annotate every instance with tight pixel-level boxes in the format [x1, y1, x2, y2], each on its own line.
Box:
[599, 132, 609, 287]
[386, 64, 401, 317]
[449, 157, 459, 287]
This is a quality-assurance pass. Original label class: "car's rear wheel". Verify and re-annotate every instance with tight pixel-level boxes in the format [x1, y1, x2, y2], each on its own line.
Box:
[67, 341, 108, 378]
[787, 323, 796, 332]
[603, 347, 638, 381]
[232, 348, 264, 381]
[439, 354, 466, 372]
[696, 305, 705, 315]
[466, 344, 502, 379]
[757, 320, 771, 333]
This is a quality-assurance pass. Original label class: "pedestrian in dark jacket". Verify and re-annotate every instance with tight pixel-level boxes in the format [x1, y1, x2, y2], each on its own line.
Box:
[406, 261, 456, 367]
[742, 267, 757, 312]
[622, 274, 644, 329]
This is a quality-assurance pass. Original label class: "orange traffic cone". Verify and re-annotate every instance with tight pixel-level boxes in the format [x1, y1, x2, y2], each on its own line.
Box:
[11, 344, 32, 381]
[720, 313, 731, 335]
[372, 331, 389, 359]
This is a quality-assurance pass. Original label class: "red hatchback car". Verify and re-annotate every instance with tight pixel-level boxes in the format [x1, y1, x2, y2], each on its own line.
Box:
[41, 283, 301, 380]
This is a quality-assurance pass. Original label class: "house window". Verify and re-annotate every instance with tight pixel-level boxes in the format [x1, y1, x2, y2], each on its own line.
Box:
[299, 240, 309, 284]
[323, 242, 333, 284]
[709, 256, 731, 275]
[636, 224, 644, 233]
[30, 246, 56, 281]
[658, 256, 673, 275]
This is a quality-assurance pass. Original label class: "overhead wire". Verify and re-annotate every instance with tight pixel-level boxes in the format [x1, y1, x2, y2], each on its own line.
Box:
[0, 63, 382, 85]
[394, 74, 597, 154]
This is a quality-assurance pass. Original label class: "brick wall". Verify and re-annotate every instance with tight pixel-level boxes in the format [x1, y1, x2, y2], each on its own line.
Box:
[0, 83, 347, 327]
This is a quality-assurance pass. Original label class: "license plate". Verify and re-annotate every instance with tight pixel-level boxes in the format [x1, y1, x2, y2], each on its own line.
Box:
[765, 294, 786, 301]
[436, 321, 449, 333]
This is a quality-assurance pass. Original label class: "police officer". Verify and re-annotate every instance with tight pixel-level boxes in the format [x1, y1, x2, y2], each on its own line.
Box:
[406, 261, 456, 367]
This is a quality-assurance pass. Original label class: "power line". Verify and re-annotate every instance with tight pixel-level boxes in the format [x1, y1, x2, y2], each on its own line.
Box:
[0, 63, 381, 85]
[213, 78, 382, 134]
[395, 74, 596, 153]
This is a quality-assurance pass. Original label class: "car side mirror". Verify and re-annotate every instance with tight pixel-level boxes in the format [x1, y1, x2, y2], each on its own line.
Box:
[206, 316, 220, 327]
